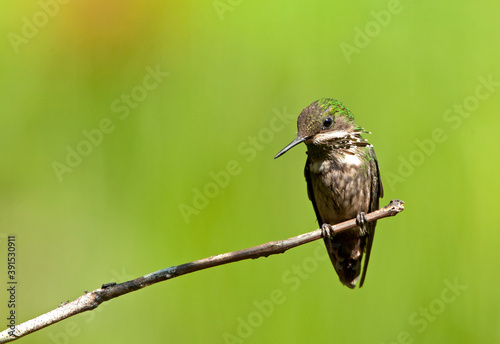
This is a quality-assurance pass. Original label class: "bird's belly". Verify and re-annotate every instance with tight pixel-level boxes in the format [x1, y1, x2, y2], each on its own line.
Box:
[310, 159, 370, 225]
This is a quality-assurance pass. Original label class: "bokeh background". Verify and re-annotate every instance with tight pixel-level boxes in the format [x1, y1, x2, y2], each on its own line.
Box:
[1, 1, 499, 343]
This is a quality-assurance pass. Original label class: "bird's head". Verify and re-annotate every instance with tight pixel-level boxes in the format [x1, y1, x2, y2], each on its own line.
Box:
[274, 98, 370, 159]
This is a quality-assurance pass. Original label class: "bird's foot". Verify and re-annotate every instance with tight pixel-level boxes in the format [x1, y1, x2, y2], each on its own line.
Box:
[321, 223, 335, 239]
[356, 211, 368, 236]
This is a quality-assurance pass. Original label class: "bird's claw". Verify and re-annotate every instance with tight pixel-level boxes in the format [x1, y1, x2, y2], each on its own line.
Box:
[356, 211, 368, 236]
[321, 223, 335, 239]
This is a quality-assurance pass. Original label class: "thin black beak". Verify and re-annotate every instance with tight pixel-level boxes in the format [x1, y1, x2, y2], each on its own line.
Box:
[274, 136, 307, 159]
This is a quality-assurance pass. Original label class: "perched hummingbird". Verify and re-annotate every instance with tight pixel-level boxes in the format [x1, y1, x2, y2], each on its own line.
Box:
[275, 98, 383, 288]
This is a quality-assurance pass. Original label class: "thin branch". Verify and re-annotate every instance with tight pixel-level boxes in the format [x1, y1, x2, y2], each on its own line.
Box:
[0, 199, 404, 343]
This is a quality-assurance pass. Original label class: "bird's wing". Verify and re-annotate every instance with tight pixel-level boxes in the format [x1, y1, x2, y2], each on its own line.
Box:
[359, 147, 384, 287]
[304, 156, 323, 226]
[304, 156, 342, 282]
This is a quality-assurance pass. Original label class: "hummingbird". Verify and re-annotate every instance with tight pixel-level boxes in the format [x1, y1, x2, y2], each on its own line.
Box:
[274, 98, 383, 288]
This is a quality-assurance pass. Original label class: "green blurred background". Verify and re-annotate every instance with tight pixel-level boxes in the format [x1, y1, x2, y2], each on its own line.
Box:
[1, 1, 499, 343]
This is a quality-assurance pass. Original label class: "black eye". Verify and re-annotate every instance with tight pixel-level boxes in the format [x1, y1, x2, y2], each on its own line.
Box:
[322, 117, 333, 129]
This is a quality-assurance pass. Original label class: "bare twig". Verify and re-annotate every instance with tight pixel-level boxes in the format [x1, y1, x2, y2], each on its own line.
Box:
[0, 199, 404, 343]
